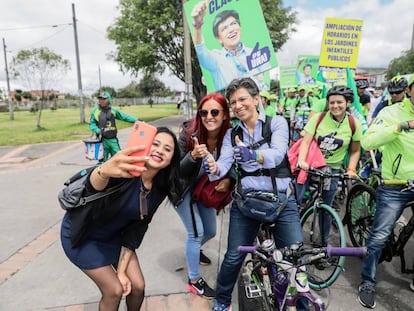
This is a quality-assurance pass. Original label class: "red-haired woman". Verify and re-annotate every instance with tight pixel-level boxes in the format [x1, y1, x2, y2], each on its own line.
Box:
[170, 93, 234, 299]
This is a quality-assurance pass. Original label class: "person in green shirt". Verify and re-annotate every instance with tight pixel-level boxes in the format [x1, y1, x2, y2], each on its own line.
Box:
[89, 92, 138, 162]
[278, 87, 296, 123]
[357, 74, 414, 309]
[296, 86, 362, 244]
[260, 90, 276, 117]
[291, 85, 313, 142]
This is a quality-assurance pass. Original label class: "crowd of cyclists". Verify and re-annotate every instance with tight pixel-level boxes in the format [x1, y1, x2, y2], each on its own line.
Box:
[193, 74, 414, 310]
[67, 72, 413, 311]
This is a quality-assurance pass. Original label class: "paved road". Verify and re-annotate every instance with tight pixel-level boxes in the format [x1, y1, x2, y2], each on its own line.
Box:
[0, 115, 413, 310]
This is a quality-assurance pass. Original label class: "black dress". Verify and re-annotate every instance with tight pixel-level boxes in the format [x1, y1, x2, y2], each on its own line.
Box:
[60, 182, 152, 270]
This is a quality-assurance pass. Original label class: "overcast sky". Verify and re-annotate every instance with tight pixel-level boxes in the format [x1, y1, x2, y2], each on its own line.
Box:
[0, 0, 412, 95]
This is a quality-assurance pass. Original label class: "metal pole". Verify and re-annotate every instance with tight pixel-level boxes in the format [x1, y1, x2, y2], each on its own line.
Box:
[72, 3, 85, 123]
[98, 65, 102, 92]
[182, 0, 193, 119]
[411, 20, 414, 50]
[2, 38, 14, 120]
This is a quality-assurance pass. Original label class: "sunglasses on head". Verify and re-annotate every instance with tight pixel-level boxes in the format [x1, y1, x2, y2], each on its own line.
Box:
[199, 109, 222, 118]
[389, 90, 403, 95]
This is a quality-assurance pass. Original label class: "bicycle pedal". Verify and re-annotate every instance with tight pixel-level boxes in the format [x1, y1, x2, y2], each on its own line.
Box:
[244, 283, 263, 299]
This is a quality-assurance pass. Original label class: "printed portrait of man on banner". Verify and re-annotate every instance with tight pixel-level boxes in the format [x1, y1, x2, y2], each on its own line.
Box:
[184, 0, 278, 92]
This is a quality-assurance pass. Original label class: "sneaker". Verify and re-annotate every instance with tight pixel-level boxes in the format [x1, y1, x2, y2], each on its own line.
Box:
[358, 282, 376, 309]
[200, 250, 212, 266]
[187, 277, 215, 299]
[212, 302, 232, 311]
[410, 279, 414, 292]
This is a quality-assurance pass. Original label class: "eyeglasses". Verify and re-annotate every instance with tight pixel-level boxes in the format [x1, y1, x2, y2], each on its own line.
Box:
[389, 91, 404, 95]
[199, 109, 223, 118]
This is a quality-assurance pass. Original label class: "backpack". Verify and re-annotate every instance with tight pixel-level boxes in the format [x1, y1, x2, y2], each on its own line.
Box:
[295, 96, 312, 114]
[230, 115, 291, 179]
[58, 166, 131, 210]
[316, 111, 356, 136]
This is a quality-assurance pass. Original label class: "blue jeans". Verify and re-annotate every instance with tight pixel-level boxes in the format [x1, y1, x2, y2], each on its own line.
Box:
[295, 170, 339, 244]
[215, 192, 303, 306]
[361, 184, 414, 286]
[175, 190, 217, 281]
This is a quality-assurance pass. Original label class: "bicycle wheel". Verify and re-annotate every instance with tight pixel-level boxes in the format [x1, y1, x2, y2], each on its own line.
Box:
[345, 183, 376, 247]
[300, 203, 346, 289]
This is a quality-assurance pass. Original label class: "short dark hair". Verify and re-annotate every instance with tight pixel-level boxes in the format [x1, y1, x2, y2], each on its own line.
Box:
[213, 10, 240, 38]
[225, 77, 259, 101]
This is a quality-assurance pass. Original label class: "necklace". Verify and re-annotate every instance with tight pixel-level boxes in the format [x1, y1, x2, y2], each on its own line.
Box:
[139, 183, 150, 220]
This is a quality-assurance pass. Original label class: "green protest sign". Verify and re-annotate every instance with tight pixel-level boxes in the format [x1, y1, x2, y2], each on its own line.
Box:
[184, 0, 278, 92]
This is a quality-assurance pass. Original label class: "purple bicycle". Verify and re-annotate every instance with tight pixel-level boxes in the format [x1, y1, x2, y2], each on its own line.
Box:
[237, 223, 367, 310]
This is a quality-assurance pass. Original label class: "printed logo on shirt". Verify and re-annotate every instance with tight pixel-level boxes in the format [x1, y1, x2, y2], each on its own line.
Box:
[318, 132, 344, 158]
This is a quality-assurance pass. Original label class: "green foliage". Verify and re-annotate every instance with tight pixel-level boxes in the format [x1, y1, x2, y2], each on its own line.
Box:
[10, 47, 70, 128]
[138, 73, 167, 97]
[117, 82, 141, 98]
[260, 0, 297, 52]
[22, 91, 32, 99]
[10, 47, 70, 90]
[107, 0, 296, 101]
[386, 49, 414, 80]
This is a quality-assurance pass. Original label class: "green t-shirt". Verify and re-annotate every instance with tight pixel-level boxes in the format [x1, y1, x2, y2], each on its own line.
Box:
[264, 105, 276, 117]
[281, 97, 296, 118]
[293, 96, 313, 116]
[361, 101, 414, 180]
[311, 98, 327, 113]
[304, 112, 363, 168]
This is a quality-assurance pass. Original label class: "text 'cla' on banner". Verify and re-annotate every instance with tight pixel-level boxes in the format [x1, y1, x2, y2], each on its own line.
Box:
[319, 18, 363, 70]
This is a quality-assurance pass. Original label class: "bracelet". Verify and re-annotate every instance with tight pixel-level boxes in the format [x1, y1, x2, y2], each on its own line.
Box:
[96, 166, 109, 181]
[192, 21, 204, 29]
[255, 150, 260, 162]
[347, 167, 356, 173]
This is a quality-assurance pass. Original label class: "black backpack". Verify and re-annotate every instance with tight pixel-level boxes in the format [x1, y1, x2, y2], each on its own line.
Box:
[230, 115, 291, 179]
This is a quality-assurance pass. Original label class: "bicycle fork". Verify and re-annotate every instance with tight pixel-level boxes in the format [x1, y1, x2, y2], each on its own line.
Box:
[279, 262, 327, 311]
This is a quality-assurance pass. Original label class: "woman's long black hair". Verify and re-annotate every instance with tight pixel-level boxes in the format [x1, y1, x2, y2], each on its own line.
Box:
[152, 127, 182, 196]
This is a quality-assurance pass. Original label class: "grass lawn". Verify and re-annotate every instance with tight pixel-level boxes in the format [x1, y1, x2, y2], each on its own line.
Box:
[0, 103, 179, 146]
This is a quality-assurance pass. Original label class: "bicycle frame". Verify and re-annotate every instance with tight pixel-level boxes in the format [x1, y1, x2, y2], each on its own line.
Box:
[302, 168, 346, 247]
[239, 240, 367, 311]
[240, 241, 327, 311]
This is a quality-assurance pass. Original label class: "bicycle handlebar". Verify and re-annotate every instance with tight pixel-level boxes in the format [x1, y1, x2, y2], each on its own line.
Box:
[237, 244, 367, 264]
[326, 246, 367, 257]
[238, 245, 259, 253]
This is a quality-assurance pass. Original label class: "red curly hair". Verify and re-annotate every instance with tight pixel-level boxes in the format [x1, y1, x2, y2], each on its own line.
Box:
[185, 93, 231, 157]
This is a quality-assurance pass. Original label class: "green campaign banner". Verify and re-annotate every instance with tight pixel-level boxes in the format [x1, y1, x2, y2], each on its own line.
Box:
[279, 65, 297, 89]
[296, 54, 319, 86]
[184, 0, 278, 92]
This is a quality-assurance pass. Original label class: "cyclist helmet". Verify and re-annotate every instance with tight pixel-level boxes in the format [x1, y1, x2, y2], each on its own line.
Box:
[326, 86, 354, 103]
[355, 79, 369, 89]
[388, 76, 408, 93]
[408, 74, 414, 89]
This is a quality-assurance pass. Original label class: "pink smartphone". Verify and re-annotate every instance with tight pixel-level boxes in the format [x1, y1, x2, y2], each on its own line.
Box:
[126, 121, 157, 176]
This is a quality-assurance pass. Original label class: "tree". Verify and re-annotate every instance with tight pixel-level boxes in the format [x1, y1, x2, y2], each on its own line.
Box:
[386, 49, 414, 80]
[138, 73, 167, 98]
[117, 82, 141, 98]
[10, 47, 70, 128]
[107, 0, 296, 101]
